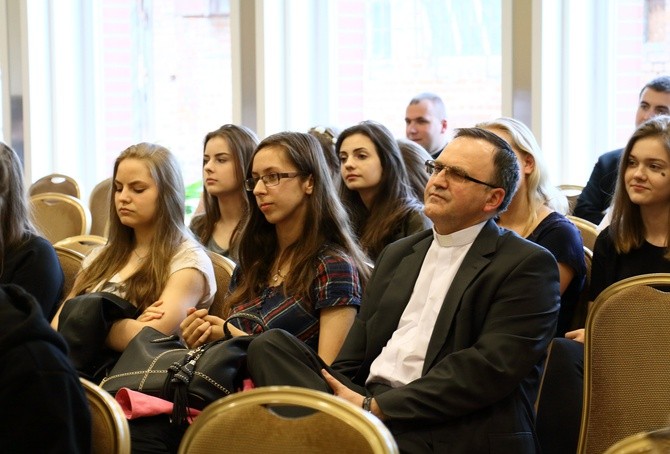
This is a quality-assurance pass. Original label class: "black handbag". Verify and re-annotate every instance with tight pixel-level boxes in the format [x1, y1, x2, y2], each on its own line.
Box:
[100, 312, 267, 424]
[57, 292, 139, 383]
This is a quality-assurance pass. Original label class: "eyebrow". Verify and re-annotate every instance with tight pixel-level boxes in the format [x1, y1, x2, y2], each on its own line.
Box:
[251, 166, 283, 176]
[114, 179, 149, 186]
[339, 147, 370, 154]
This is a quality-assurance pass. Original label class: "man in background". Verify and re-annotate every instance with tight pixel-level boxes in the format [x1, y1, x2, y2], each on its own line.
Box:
[405, 92, 450, 159]
[574, 76, 670, 224]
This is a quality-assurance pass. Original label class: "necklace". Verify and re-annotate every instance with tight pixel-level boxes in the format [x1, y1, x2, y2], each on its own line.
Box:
[271, 268, 286, 283]
[133, 249, 148, 260]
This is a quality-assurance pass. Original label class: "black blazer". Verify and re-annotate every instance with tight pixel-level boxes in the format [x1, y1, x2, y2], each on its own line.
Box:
[333, 220, 560, 453]
[573, 148, 622, 224]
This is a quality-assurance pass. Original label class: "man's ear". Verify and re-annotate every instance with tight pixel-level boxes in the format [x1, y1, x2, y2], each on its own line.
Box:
[483, 188, 505, 214]
[441, 119, 448, 134]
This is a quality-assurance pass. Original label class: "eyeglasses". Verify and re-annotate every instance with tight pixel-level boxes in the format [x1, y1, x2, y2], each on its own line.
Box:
[424, 160, 498, 189]
[244, 172, 308, 191]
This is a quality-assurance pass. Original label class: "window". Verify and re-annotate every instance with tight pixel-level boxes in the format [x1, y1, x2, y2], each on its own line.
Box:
[330, 0, 502, 138]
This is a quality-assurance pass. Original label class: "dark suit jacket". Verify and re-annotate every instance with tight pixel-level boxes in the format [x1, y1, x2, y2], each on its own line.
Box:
[333, 220, 560, 453]
[573, 148, 622, 224]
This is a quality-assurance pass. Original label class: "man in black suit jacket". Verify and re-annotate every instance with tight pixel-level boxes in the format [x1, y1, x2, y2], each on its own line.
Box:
[247, 128, 561, 453]
[574, 76, 670, 224]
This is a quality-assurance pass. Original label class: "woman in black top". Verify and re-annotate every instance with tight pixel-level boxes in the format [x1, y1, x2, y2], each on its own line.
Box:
[0, 142, 63, 318]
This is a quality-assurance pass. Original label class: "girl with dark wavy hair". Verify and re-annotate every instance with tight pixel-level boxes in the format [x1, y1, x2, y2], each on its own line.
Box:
[181, 132, 370, 365]
[337, 121, 431, 261]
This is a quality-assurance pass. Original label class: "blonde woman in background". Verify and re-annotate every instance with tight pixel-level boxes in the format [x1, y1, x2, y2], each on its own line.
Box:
[478, 117, 586, 337]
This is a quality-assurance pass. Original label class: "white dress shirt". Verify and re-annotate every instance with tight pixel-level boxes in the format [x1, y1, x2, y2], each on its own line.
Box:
[366, 221, 485, 388]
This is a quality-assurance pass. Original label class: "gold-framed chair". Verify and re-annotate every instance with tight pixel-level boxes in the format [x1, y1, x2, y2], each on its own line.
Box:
[604, 427, 670, 454]
[80, 378, 131, 454]
[54, 234, 108, 256]
[54, 246, 85, 297]
[178, 386, 399, 454]
[559, 184, 584, 215]
[567, 215, 599, 251]
[89, 177, 112, 237]
[29, 173, 81, 198]
[577, 273, 670, 454]
[205, 250, 236, 318]
[30, 192, 91, 243]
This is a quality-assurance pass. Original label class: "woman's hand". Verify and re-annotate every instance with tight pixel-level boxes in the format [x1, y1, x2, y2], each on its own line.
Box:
[137, 300, 165, 322]
[180, 307, 224, 348]
[565, 328, 585, 343]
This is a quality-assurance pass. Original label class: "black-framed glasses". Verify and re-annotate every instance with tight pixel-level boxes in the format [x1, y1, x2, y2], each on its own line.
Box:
[244, 172, 308, 191]
[424, 160, 498, 189]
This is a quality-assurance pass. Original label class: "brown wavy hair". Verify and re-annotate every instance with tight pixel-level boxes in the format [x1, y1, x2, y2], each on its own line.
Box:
[222, 132, 370, 317]
[610, 115, 670, 258]
[190, 124, 258, 257]
[337, 121, 426, 260]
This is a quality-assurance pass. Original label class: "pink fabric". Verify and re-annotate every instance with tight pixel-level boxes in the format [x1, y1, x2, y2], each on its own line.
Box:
[114, 388, 201, 421]
[242, 378, 255, 391]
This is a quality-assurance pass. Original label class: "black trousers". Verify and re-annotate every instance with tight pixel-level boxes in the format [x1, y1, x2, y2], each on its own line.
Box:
[535, 338, 584, 454]
[246, 328, 366, 394]
[247, 329, 441, 454]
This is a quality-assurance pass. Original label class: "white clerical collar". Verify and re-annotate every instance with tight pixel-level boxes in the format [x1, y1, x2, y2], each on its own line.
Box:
[433, 221, 487, 247]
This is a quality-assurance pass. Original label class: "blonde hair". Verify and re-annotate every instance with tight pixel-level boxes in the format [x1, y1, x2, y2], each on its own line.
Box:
[70, 143, 190, 310]
[477, 117, 568, 236]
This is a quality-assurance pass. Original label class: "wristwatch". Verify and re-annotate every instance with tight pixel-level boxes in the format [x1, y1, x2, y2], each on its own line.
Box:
[362, 396, 373, 412]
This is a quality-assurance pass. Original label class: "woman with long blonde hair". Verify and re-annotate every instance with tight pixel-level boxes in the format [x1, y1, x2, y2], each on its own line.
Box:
[52, 143, 215, 352]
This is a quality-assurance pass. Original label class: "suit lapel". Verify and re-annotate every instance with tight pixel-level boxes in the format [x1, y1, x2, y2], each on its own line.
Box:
[422, 220, 500, 373]
[368, 233, 433, 349]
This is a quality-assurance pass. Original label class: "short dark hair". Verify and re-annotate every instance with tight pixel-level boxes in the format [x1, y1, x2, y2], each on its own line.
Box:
[452, 127, 520, 213]
[408, 92, 447, 119]
[640, 75, 670, 97]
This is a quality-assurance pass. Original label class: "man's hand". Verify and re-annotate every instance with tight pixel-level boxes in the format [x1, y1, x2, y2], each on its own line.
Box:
[321, 369, 387, 420]
[565, 328, 585, 343]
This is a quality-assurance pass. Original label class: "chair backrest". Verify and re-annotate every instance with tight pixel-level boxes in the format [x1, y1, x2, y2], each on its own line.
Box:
[29, 173, 81, 198]
[604, 427, 670, 454]
[567, 215, 598, 251]
[89, 177, 112, 237]
[205, 250, 236, 318]
[559, 184, 584, 215]
[178, 386, 399, 454]
[54, 234, 108, 256]
[30, 192, 91, 243]
[80, 378, 131, 454]
[578, 273, 670, 454]
[569, 246, 593, 330]
[54, 246, 85, 298]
